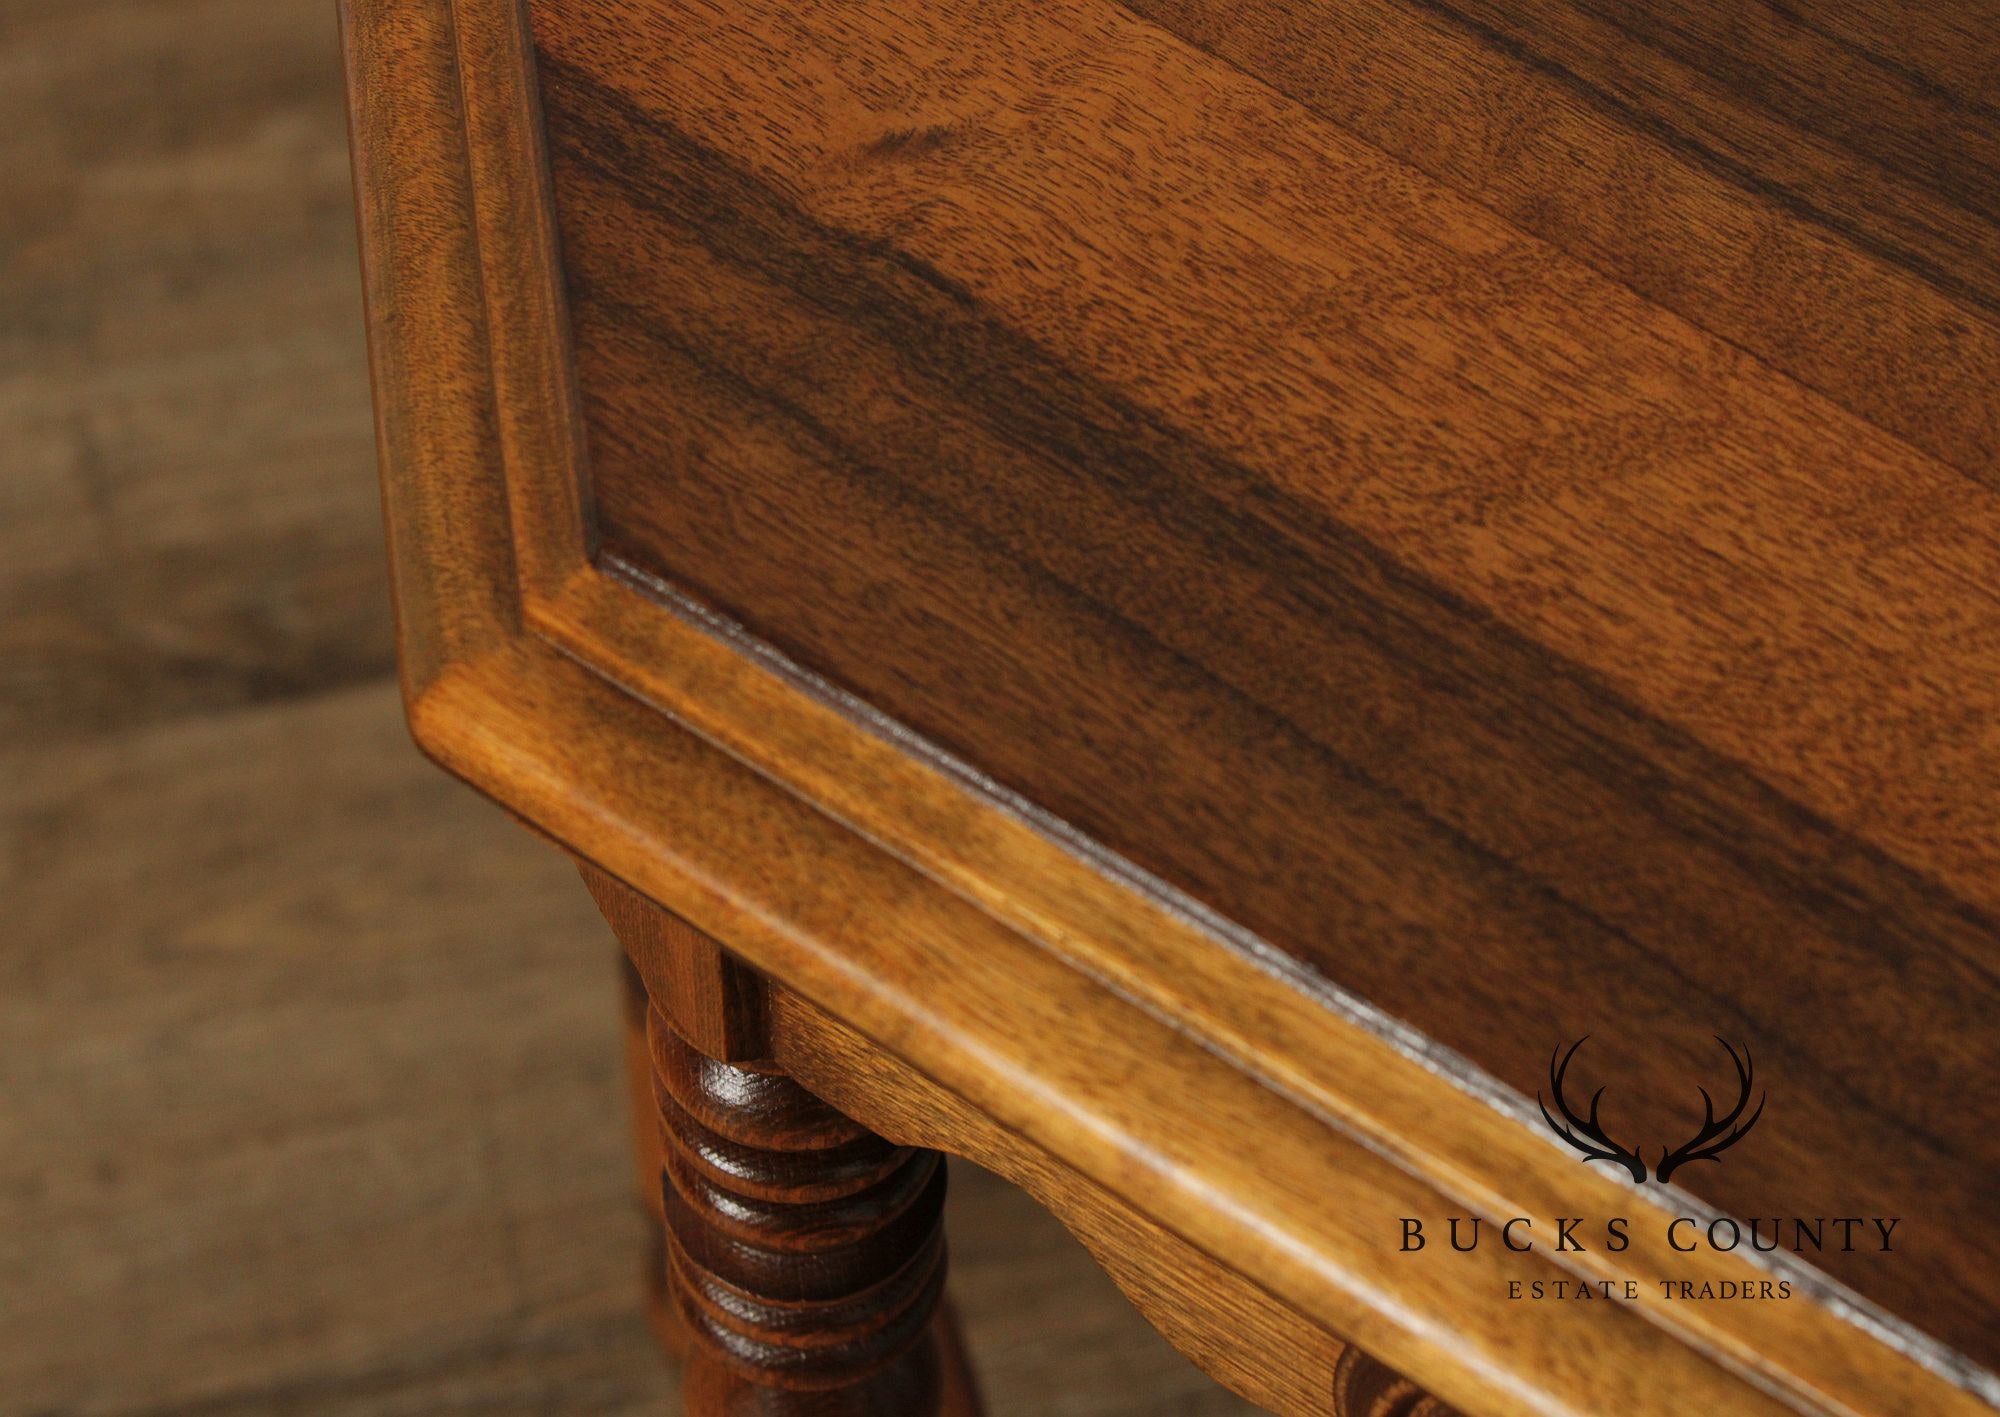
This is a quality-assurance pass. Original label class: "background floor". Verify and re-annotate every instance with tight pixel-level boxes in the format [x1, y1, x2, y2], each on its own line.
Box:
[0, 3, 1254, 1412]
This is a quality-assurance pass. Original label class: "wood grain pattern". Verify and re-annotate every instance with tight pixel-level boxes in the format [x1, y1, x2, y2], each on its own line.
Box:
[1122, 0, 2000, 482]
[529, 0, 2000, 1367]
[342, 0, 2000, 1410]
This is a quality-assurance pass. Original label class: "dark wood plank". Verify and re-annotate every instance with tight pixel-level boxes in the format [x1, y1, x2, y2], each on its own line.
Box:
[0, 0, 392, 747]
[526, 0, 2000, 1368]
[0, 682, 677, 1413]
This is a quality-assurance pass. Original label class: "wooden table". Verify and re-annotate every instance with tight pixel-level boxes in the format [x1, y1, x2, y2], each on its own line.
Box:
[339, 1, 2000, 1412]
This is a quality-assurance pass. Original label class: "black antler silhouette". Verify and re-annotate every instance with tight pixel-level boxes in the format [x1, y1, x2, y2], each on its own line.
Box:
[1654, 1037, 1765, 1184]
[1537, 1037, 1647, 1183]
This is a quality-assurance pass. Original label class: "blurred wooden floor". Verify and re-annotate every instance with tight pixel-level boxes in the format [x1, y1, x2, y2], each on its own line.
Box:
[0, 3, 1254, 1412]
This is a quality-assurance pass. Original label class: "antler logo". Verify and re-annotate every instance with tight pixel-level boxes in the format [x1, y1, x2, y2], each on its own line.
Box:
[1538, 1036, 1765, 1185]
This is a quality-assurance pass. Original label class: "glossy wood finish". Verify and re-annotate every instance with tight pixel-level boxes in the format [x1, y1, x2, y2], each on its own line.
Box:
[652, 1016, 956, 1413]
[342, 0, 2000, 1411]
[532, 0, 2000, 1365]
[585, 865, 978, 1414]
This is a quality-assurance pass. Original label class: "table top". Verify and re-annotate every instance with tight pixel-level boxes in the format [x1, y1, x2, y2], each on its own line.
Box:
[346, 0, 2000, 1411]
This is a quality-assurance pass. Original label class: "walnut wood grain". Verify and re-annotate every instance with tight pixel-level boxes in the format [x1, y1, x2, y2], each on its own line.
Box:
[1121, 0, 2000, 483]
[529, 0, 2000, 1364]
[342, 0, 2000, 1410]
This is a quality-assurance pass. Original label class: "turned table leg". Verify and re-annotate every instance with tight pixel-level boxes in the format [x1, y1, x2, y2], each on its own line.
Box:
[583, 863, 980, 1416]
[1332, 1348, 1461, 1417]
